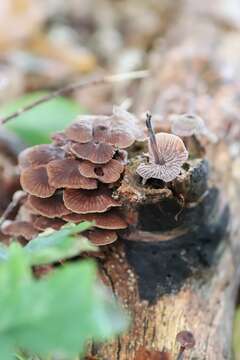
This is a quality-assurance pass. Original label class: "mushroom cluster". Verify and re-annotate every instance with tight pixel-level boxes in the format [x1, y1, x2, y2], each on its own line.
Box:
[2, 107, 143, 246]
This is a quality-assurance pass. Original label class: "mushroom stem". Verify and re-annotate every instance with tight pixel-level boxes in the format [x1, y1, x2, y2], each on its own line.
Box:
[176, 346, 185, 360]
[145, 111, 161, 164]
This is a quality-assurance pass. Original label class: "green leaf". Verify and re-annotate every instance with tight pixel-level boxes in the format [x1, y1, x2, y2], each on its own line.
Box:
[25, 222, 95, 265]
[0, 222, 96, 266]
[0, 244, 128, 359]
[1, 92, 85, 145]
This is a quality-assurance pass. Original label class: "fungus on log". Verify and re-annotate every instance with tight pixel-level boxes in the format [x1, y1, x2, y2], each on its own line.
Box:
[85, 4, 240, 360]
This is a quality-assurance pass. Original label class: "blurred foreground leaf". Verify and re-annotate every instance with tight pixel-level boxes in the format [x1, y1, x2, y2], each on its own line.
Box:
[25, 222, 95, 265]
[2, 92, 85, 145]
[0, 244, 128, 359]
[0, 222, 96, 266]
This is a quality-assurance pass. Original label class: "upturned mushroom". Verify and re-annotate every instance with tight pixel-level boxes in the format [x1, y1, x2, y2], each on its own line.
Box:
[137, 112, 189, 183]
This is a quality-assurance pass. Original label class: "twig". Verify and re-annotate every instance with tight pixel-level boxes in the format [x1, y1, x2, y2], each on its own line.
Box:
[0, 70, 149, 125]
[0, 191, 27, 227]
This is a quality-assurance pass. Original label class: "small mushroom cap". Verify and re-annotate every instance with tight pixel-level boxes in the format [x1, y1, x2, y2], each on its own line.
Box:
[108, 129, 136, 149]
[176, 331, 196, 349]
[65, 119, 93, 143]
[170, 113, 208, 137]
[20, 165, 56, 198]
[111, 106, 145, 142]
[47, 159, 97, 189]
[85, 229, 118, 245]
[51, 131, 68, 146]
[18, 144, 65, 169]
[63, 209, 127, 229]
[65, 116, 112, 144]
[137, 132, 188, 182]
[63, 188, 120, 214]
[70, 142, 115, 164]
[92, 120, 111, 143]
[78, 159, 124, 183]
[33, 216, 66, 231]
[27, 192, 71, 218]
[1, 220, 38, 240]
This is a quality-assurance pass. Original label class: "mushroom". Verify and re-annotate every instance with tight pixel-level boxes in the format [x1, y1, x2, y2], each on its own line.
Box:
[63, 188, 120, 214]
[170, 113, 217, 155]
[1, 220, 38, 240]
[65, 109, 144, 149]
[32, 216, 66, 231]
[18, 144, 65, 169]
[20, 165, 56, 198]
[47, 159, 98, 189]
[136, 113, 188, 183]
[70, 142, 115, 164]
[65, 116, 110, 144]
[110, 106, 145, 145]
[26, 192, 71, 218]
[176, 331, 195, 360]
[51, 131, 68, 146]
[63, 209, 127, 229]
[78, 159, 124, 183]
[85, 229, 118, 245]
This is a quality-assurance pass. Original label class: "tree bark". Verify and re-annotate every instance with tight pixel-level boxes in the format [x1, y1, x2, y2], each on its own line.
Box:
[88, 1, 240, 359]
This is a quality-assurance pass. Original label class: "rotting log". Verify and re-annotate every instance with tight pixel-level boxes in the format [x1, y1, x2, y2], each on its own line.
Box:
[87, 1, 240, 359]
[87, 149, 239, 360]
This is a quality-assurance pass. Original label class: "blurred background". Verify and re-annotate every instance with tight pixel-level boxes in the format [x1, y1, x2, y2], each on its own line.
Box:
[1, 0, 240, 358]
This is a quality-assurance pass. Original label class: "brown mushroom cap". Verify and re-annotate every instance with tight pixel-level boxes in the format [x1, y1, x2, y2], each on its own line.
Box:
[27, 192, 71, 218]
[78, 159, 124, 183]
[47, 159, 98, 189]
[20, 165, 56, 198]
[33, 216, 66, 231]
[108, 129, 136, 149]
[18, 144, 65, 169]
[70, 142, 115, 164]
[1, 220, 38, 240]
[92, 121, 111, 143]
[176, 331, 195, 349]
[63, 188, 120, 214]
[65, 116, 111, 144]
[85, 229, 118, 245]
[51, 131, 68, 146]
[63, 209, 127, 229]
[65, 119, 93, 143]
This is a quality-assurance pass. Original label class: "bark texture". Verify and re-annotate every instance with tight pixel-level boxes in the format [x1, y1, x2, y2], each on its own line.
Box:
[88, 1, 240, 359]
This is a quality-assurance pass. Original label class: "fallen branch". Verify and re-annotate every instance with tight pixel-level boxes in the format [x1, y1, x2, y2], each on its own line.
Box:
[0, 70, 149, 125]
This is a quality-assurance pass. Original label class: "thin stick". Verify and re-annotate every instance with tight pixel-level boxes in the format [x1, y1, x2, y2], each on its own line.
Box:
[0, 70, 149, 125]
[0, 191, 27, 227]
